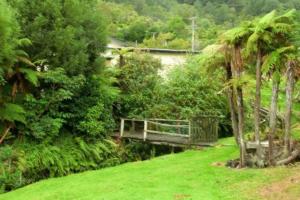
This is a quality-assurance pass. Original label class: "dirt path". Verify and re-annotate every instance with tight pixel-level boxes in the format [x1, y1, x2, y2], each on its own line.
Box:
[260, 173, 300, 200]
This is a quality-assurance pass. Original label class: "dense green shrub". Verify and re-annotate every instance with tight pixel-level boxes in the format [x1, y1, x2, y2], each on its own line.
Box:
[0, 0, 119, 193]
[0, 146, 24, 193]
[116, 52, 162, 118]
[116, 53, 231, 136]
[146, 57, 230, 123]
[0, 137, 120, 192]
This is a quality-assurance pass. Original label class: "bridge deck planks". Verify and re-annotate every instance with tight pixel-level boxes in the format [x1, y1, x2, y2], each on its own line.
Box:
[113, 130, 215, 147]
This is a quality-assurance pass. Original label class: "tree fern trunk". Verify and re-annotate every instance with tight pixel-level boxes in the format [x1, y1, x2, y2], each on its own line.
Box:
[237, 86, 246, 167]
[284, 61, 294, 155]
[269, 78, 280, 166]
[233, 45, 246, 167]
[254, 48, 262, 159]
[225, 65, 239, 145]
[254, 48, 262, 143]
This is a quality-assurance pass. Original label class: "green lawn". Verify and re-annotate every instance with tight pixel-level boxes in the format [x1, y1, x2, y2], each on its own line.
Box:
[0, 138, 298, 200]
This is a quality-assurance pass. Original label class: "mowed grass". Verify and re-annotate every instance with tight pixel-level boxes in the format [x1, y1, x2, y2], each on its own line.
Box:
[0, 138, 298, 200]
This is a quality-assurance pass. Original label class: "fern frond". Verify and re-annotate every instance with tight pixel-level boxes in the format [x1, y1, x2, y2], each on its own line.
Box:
[273, 23, 292, 34]
[19, 68, 38, 86]
[17, 38, 32, 48]
[262, 51, 279, 73]
[17, 56, 35, 67]
[0, 103, 26, 123]
[275, 9, 296, 24]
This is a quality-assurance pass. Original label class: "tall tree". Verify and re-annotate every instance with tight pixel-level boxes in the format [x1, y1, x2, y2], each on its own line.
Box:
[262, 46, 296, 165]
[245, 10, 295, 158]
[9, 0, 117, 138]
[201, 44, 239, 144]
[222, 24, 252, 167]
[284, 59, 295, 154]
[0, 1, 38, 144]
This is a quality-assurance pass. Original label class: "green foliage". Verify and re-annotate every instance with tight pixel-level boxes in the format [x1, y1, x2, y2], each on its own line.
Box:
[0, 103, 25, 124]
[0, 0, 19, 64]
[0, 146, 24, 193]
[21, 137, 119, 179]
[262, 46, 296, 75]
[119, 17, 154, 43]
[10, 0, 107, 75]
[105, 0, 300, 50]
[0, 0, 120, 193]
[0, 1, 38, 131]
[3, 139, 300, 200]
[141, 33, 190, 49]
[1, 0, 299, 194]
[148, 58, 229, 122]
[117, 52, 162, 118]
[0, 136, 120, 193]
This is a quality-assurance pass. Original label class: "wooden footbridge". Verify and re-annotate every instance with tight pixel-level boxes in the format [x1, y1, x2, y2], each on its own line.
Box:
[114, 117, 219, 147]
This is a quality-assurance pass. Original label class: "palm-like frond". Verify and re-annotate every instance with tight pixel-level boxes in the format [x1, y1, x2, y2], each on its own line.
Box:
[274, 9, 296, 24]
[262, 46, 296, 74]
[273, 23, 293, 34]
[19, 68, 38, 86]
[222, 25, 252, 45]
[17, 56, 35, 67]
[258, 10, 276, 25]
[17, 38, 32, 48]
[245, 10, 295, 58]
[0, 103, 26, 123]
[198, 44, 231, 74]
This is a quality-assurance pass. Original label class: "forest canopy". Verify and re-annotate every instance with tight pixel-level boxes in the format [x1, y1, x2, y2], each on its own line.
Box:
[101, 0, 300, 49]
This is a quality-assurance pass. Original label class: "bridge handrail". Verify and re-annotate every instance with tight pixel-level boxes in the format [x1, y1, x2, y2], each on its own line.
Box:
[146, 130, 189, 137]
[148, 121, 189, 128]
[148, 118, 189, 122]
[118, 117, 218, 144]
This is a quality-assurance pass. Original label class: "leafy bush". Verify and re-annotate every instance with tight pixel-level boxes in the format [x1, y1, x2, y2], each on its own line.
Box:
[116, 52, 162, 118]
[148, 58, 230, 127]
[0, 0, 120, 193]
[0, 146, 25, 193]
[0, 136, 120, 193]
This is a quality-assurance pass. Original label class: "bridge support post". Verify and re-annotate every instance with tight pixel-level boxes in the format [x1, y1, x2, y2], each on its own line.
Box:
[188, 120, 192, 145]
[120, 118, 124, 137]
[144, 120, 148, 141]
[188, 121, 191, 137]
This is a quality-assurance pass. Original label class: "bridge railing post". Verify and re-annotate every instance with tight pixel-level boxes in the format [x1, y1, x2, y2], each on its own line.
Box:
[120, 118, 125, 137]
[144, 120, 148, 141]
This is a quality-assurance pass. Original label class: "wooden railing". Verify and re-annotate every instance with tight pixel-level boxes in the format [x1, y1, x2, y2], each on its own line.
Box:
[118, 117, 218, 145]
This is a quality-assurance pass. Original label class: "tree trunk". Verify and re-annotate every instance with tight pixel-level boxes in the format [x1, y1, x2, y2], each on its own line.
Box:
[254, 48, 262, 143]
[233, 45, 246, 167]
[269, 78, 280, 166]
[284, 61, 294, 155]
[237, 86, 246, 167]
[254, 48, 262, 159]
[225, 65, 239, 145]
[276, 149, 300, 166]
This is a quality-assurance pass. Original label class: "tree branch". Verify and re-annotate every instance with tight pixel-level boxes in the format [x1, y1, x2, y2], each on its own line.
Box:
[275, 149, 300, 166]
[0, 124, 13, 144]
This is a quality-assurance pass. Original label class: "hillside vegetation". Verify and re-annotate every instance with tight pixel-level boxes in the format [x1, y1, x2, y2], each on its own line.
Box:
[101, 0, 300, 49]
[1, 0, 300, 196]
[0, 138, 299, 200]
